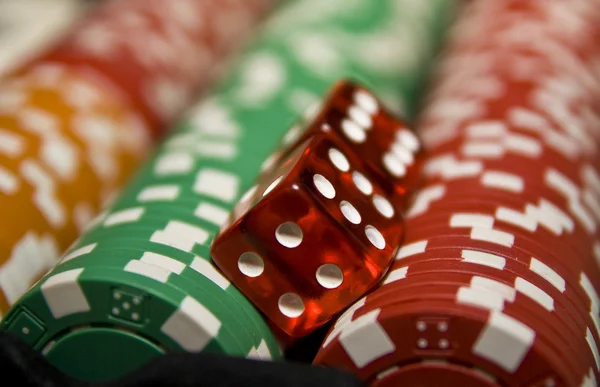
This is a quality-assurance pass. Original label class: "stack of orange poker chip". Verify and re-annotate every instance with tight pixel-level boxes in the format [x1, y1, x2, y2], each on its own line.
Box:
[0, 63, 151, 315]
[0, 0, 277, 318]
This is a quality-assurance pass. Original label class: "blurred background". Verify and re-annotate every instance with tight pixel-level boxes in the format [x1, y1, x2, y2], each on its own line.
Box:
[0, 0, 91, 76]
[1, 1, 599, 387]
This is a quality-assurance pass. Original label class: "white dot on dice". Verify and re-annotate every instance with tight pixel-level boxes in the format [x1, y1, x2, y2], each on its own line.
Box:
[397, 129, 420, 152]
[340, 200, 361, 224]
[276, 222, 303, 248]
[382, 152, 407, 177]
[354, 90, 379, 115]
[341, 119, 366, 143]
[313, 174, 336, 199]
[352, 171, 373, 195]
[373, 195, 394, 218]
[348, 105, 372, 130]
[238, 251, 264, 277]
[391, 142, 414, 165]
[365, 225, 386, 249]
[278, 292, 305, 318]
[328, 148, 350, 172]
[316, 263, 344, 289]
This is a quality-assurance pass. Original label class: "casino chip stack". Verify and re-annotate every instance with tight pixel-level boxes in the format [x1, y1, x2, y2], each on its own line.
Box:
[0, 0, 276, 318]
[314, 1, 600, 386]
[0, 0, 455, 382]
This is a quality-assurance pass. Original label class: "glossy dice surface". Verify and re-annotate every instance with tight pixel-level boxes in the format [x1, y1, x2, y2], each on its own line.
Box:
[211, 134, 404, 337]
[276, 80, 423, 201]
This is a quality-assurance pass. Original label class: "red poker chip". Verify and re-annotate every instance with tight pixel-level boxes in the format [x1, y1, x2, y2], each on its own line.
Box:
[406, 181, 596, 252]
[420, 105, 594, 150]
[318, 293, 578, 385]
[421, 104, 600, 160]
[402, 220, 557, 267]
[423, 108, 600, 169]
[388, 242, 595, 338]
[423, 75, 600, 149]
[433, 51, 598, 102]
[409, 177, 584, 222]
[404, 213, 600, 290]
[424, 146, 598, 199]
[406, 197, 587, 252]
[401, 222, 600, 305]
[405, 184, 595, 261]
[30, 5, 201, 131]
[404, 197, 592, 269]
[406, 192, 586, 236]
[315, 294, 579, 386]
[431, 46, 599, 94]
[24, 0, 274, 134]
[366, 298, 589, 383]
[438, 46, 598, 80]
[397, 230, 595, 315]
[408, 179, 574, 219]
[447, 13, 600, 58]
[367, 265, 589, 355]
[450, 38, 599, 74]
[425, 130, 600, 181]
[371, 260, 598, 376]
[386, 250, 591, 333]
[362, 283, 597, 385]
[360, 274, 592, 383]
[392, 233, 596, 323]
[456, 22, 600, 53]
[370, 361, 500, 387]
[452, 0, 600, 29]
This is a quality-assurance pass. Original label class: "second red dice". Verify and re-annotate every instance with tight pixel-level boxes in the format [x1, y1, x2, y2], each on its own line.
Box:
[211, 133, 404, 337]
[277, 80, 424, 201]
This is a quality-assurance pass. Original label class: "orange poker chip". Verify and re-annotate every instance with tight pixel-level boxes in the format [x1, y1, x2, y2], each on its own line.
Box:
[0, 63, 152, 315]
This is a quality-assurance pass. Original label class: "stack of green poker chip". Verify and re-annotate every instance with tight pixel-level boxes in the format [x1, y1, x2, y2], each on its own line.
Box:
[0, 0, 457, 382]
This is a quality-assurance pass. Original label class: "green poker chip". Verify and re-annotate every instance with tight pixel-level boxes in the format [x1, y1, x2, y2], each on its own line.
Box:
[65, 235, 281, 355]
[103, 201, 229, 235]
[71, 213, 220, 252]
[125, 157, 248, 204]
[58, 241, 280, 358]
[69, 228, 213, 264]
[66, 233, 210, 265]
[71, 227, 217, 262]
[51, 247, 258, 356]
[53, 253, 253, 352]
[2, 266, 244, 382]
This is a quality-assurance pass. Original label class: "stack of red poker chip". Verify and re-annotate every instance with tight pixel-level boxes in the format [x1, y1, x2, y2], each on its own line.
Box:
[314, 1, 600, 386]
[17, 0, 274, 136]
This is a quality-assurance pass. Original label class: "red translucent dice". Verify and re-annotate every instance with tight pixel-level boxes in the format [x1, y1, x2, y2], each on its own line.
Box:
[211, 80, 421, 337]
[211, 134, 404, 336]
